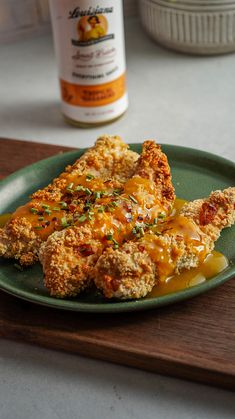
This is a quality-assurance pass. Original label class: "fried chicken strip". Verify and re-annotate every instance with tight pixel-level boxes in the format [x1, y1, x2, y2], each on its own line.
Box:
[0, 135, 139, 265]
[94, 187, 235, 299]
[40, 141, 175, 297]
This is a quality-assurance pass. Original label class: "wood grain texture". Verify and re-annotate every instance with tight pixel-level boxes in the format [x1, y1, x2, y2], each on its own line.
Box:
[0, 138, 71, 179]
[0, 138, 234, 391]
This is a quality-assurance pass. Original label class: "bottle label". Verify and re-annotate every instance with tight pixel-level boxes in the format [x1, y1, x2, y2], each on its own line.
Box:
[50, 0, 128, 123]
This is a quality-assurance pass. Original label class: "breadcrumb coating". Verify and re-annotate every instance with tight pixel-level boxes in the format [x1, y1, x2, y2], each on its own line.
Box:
[0, 136, 139, 265]
[94, 187, 235, 299]
[135, 141, 175, 208]
[94, 243, 157, 299]
[40, 141, 175, 298]
[40, 226, 102, 297]
[0, 217, 40, 266]
[180, 187, 235, 241]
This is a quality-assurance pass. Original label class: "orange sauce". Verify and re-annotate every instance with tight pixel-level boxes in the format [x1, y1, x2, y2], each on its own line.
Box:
[7, 174, 117, 241]
[0, 175, 167, 244]
[0, 199, 229, 298]
[12, 200, 71, 240]
[143, 210, 208, 281]
[0, 198, 229, 298]
[74, 177, 167, 245]
[171, 198, 188, 215]
[148, 251, 229, 298]
[144, 198, 229, 297]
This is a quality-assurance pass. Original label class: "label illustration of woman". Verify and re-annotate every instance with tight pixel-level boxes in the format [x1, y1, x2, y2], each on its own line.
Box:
[79, 15, 106, 42]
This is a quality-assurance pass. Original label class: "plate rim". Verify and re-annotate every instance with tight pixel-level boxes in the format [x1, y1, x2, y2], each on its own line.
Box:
[0, 143, 234, 191]
[0, 264, 234, 313]
[0, 143, 234, 313]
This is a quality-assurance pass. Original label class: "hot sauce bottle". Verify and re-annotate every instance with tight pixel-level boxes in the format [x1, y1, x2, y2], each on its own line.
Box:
[49, 0, 128, 127]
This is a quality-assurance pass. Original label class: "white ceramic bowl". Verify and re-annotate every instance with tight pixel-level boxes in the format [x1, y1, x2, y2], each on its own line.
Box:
[139, 0, 235, 54]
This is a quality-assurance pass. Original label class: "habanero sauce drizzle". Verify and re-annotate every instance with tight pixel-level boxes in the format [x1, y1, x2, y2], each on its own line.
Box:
[147, 198, 228, 298]
[0, 197, 228, 297]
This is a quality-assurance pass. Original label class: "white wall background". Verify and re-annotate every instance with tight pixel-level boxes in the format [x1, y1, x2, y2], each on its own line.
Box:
[0, 0, 137, 42]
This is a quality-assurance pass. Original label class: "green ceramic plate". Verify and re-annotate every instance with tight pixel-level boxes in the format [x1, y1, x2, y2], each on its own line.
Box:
[0, 144, 234, 313]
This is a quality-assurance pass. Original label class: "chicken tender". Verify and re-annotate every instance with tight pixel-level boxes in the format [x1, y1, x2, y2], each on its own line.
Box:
[0, 135, 139, 265]
[40, 141, 175, 297]
[94, 187, 235, 299]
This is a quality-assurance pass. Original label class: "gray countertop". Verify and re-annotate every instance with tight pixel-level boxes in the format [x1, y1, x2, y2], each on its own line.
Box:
[1, 17, 235, 159]
[0, 17, 235, 419]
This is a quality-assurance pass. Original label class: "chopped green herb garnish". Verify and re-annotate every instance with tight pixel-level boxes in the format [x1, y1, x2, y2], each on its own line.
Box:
[111, 201, 118, 207]
[154, 218, 158, 224]
[106, 233, 113, 241]
[34, 226, 43, 230]
[61, 217, 69, 228]
[75, 185, 84, 192]
[129, 195, 138, 204]
[132, 225, 145, 237]
[112, 238, 119, 246]
[38, 216, 44, 221]
[86, 174, 95, 180]
[42, 204, 50, 209]
[84, 202, 92, 210]
[98, 206, 104, 213]
[52, 207, 60, 211]
[67, 182, 74, 189]
[138, 227, 145, 237]
[84, 188, 92, 196]
[78, 214, 87, 223]
[113, 189, 123, 196]
[158, 213, 165, 219]
[94, 191, 101, 199]
[44, 209, 51, 215]
[113, 244, 119, 249]
[88, 214, 94, 221]
[59, 201, 68, 209]
[30, 208, 38, 214]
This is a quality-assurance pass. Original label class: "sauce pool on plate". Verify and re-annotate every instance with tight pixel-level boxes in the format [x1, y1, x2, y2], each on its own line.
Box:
[147, 250, 229, 298]
[146, 198, 229, 298]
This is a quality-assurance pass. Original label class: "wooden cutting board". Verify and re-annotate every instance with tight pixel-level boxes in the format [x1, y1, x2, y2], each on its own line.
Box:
[0, 138, 234, 391]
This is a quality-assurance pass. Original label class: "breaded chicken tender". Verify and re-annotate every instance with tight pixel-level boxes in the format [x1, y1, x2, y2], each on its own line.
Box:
[40, 141, 175, 297]
[94, 187, 235, 299]
[0, 136, 139, 265]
